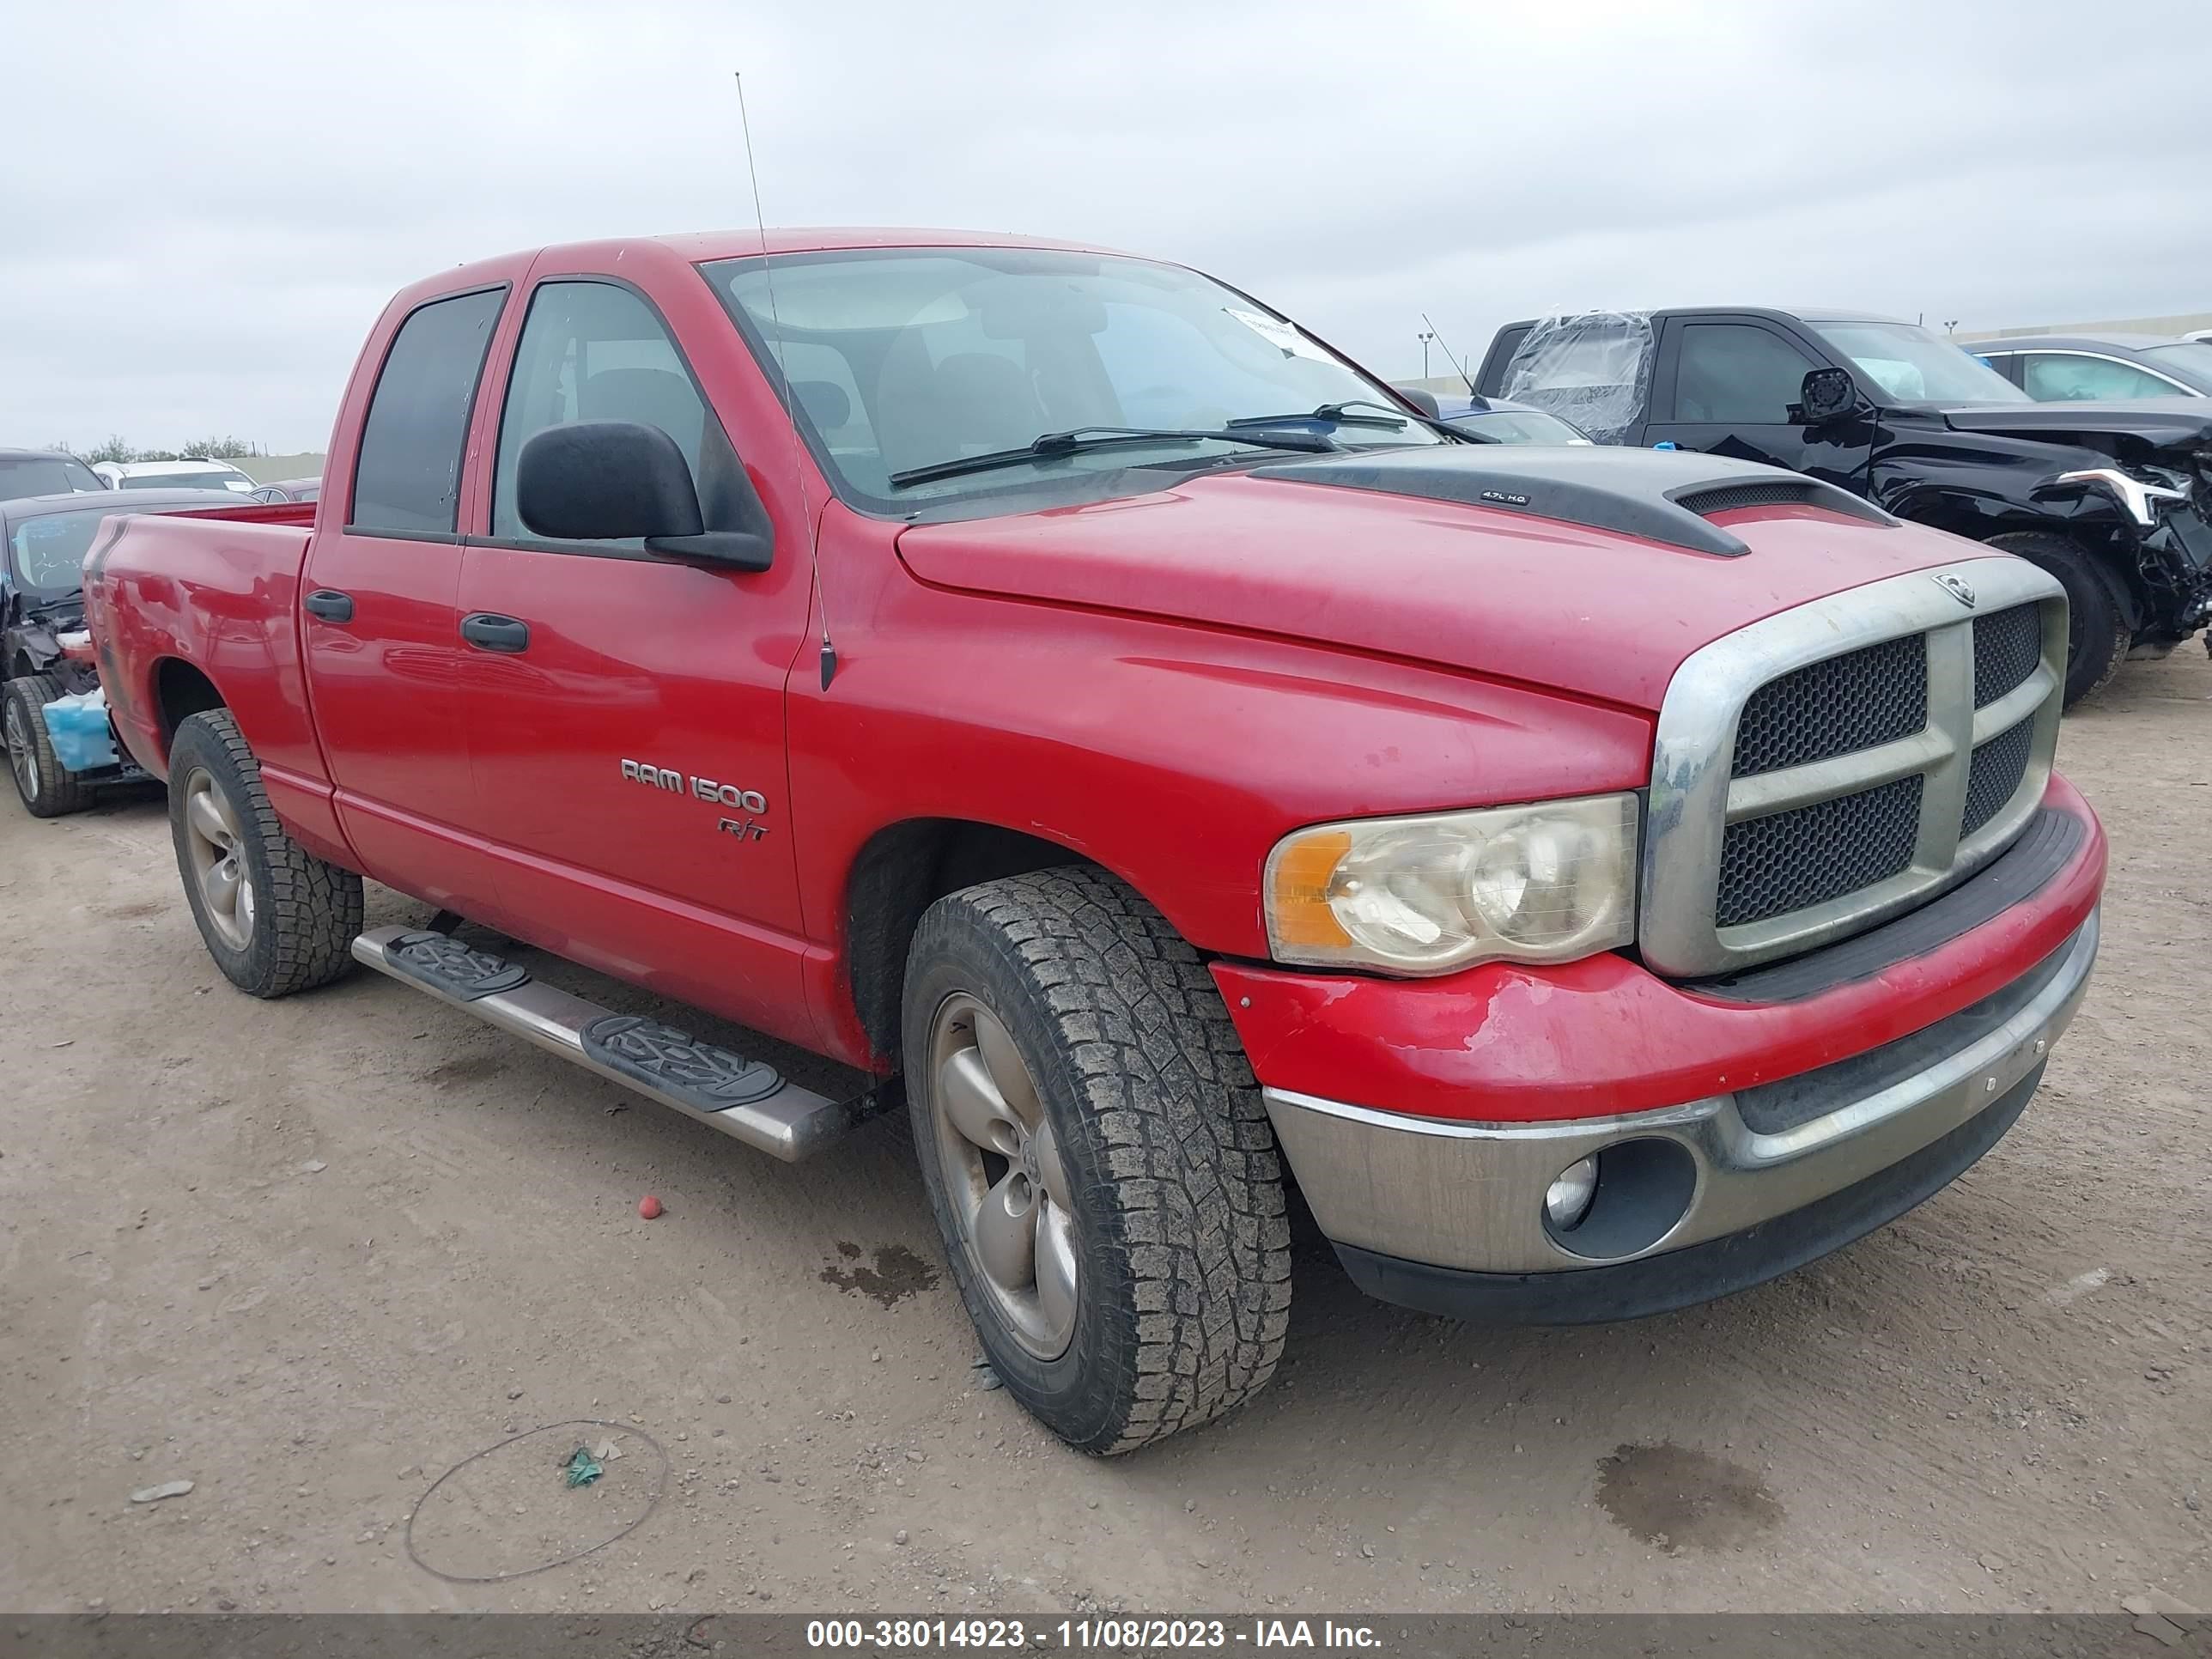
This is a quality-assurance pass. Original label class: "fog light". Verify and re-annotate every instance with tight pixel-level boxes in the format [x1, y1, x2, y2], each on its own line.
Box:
[1545, 1156, 1599, 1231]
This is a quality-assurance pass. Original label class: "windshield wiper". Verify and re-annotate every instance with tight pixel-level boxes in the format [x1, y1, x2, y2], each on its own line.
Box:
[1228, 398, 1474, 441]
[887, 425, 1333, 489]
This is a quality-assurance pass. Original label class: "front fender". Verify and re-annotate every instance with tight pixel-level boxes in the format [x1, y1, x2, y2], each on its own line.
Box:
[787, 593, 1655, 975]
[1869, 426, 2140, 544]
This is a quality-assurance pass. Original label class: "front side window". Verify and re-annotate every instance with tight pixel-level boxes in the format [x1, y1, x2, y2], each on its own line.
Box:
[490, 280, 727, 542]
[701, 246, 1442, 515]
[1811, 321, 2030, 404]
[2022, 354, 2189, 402]
[348, 287, 505, 534]
[1668, 324, 1820, 423]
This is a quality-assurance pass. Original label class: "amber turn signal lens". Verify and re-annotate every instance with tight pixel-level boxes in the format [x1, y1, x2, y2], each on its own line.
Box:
[1267, 828, 1353, 948]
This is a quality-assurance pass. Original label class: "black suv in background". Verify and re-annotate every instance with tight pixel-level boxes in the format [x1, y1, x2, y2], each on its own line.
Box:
[0, 448, 106, 499]
[1477, 308, 2212, 704]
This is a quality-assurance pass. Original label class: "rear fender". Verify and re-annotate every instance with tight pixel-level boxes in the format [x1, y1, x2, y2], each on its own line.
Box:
[82, 511, 356, 866]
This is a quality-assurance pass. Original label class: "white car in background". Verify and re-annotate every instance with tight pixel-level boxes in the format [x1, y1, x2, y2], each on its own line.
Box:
[91, 458, 258, 494]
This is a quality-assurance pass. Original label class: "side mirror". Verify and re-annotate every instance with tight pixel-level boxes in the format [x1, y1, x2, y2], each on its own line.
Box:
[515, 421, 770, 571]
[1396, 386, 1442, 419]
[1796, 367, 1856, 424]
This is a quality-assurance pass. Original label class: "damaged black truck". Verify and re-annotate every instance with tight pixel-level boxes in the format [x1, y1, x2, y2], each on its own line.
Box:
[1478, 308, 2212, 705]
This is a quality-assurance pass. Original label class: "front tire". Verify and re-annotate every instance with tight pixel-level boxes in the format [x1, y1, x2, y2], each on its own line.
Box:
[902, 866, 1291, 1454]
[167, 709, 362, 998]
[3, 674, 90, 817]
[1984, 531, 2130, 708]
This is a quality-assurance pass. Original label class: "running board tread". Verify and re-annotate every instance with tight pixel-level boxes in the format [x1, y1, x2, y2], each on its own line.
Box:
[580, 1014, 784, 1109]
[381, 930, 531, 1000]
[351, 924, 851, 1162]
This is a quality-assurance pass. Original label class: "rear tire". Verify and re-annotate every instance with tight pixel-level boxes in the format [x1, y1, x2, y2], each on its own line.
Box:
[902, 866, 1291, 1454]
[3, 674, 90, 817]
[1984, 531, 2130, 708]
[168, 709, 362, 998]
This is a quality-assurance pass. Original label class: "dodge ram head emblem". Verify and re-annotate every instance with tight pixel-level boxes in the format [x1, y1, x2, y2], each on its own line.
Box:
[1932, 573, 1977, 609]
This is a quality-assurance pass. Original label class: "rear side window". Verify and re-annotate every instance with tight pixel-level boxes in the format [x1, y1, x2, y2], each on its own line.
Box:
[348, 288, 505, 534]
[1668, 324, 1818, 423]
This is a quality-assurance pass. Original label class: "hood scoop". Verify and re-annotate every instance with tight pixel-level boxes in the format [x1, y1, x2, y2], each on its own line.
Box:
[1251, 447, 1893, 556]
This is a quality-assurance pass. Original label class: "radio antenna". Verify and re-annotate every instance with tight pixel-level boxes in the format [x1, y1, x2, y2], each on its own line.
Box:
[736, 70, 836, 690]
[1421, 312, 1476, 396]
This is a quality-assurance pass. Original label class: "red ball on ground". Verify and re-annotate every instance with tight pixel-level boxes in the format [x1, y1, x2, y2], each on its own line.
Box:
[638, 1194, 663, 1219]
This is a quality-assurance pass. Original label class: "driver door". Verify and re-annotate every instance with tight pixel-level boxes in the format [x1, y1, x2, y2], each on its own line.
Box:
[1645, 315, 1874, 495]
[451, 268, 817, 1043]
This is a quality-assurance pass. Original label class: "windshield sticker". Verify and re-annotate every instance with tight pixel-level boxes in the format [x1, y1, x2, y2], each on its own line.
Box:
[1224, 307, 1332, 362]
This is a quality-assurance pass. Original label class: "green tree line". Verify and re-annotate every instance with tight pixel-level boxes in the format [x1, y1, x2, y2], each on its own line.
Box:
[60, 435, 260, 464]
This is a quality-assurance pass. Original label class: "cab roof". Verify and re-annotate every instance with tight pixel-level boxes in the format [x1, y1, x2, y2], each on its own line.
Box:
[422, 228, 1135, 299]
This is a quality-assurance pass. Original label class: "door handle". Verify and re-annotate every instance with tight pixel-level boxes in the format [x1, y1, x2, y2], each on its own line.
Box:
[303, 588, 354, 623]
[460, 612, 531, 653]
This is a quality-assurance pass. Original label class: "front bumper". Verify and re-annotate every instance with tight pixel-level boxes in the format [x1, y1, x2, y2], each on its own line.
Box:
[1264, 912, 2097, 1320]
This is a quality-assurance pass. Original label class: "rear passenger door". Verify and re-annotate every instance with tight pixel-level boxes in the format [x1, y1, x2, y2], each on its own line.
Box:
[1646, 316, 1874, 494]
[300, 282, 508, 911]
[453, 270, 817, 1041]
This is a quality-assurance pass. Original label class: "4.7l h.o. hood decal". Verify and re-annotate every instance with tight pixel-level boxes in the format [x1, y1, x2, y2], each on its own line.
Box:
[895, 459, 1989, 712]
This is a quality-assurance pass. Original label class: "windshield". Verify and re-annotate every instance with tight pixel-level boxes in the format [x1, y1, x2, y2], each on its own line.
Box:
[1449, 408, 1592, 445]
[702, 247, 1440, 513]
[1812, 322, 2030, 404]
[6, 506, 117, 601]
[0, 455, 104, 497]
[2142, 342, 2212, 386]
[120, 469, 248, 490]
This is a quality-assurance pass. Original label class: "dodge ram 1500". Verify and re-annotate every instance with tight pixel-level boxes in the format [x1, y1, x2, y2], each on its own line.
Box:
[84, 230, 2106, 1452]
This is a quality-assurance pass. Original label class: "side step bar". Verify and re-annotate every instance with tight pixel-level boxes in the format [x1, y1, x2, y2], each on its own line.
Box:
[351, 924, 861, 1162]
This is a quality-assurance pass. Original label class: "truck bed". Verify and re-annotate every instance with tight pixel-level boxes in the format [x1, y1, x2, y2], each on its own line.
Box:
[82, 504, 324, 820]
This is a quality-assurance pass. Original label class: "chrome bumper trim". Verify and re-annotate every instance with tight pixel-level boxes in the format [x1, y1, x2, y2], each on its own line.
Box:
[1261, 912, 2097, 1275]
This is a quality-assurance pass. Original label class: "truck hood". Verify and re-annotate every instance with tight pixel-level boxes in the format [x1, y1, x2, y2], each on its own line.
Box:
[1939, 398, 2212, 464]
[895, 451, 1988, 712]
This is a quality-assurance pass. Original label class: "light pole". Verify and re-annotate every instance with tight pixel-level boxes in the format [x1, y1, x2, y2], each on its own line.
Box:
[1418, 329, 1436, 379]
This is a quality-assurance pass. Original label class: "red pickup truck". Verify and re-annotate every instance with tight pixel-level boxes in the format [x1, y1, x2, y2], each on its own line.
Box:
[84, 229, 2106, 1454]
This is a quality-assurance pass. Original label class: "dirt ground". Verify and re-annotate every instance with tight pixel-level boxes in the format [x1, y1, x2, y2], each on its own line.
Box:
[2, 655, 2207, 1620]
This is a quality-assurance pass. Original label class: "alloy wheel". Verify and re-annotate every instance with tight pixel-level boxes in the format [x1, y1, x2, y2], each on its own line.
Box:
[4, 698, 36, 802]
[182, 768, 255, 950]
[927, 991, 1080, 1360]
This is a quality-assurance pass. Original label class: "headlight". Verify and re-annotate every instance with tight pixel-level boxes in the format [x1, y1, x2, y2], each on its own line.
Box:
[2055, 466, 2191, 528]
[1263, 793, 1639, 975]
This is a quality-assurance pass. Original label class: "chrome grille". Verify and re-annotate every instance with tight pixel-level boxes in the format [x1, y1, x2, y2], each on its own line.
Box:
[1972, 605, 2044, 708]
[1731, 635, 1927, 776]
[1640, 559, 2067, 979]
[1961, 716, 2036, 838]
[1715, 776, 1923, 927]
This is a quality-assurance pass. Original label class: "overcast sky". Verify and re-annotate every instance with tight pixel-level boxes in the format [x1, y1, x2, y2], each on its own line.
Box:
[8, 0, 2208, 456]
